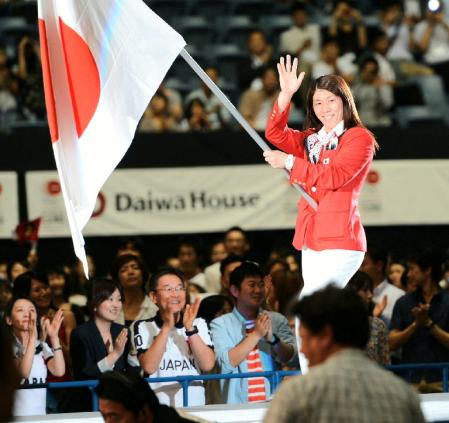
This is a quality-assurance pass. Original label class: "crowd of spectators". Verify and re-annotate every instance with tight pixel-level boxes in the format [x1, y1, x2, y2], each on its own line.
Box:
[1, 0, 449, 133]
[1, 225, 449, 417]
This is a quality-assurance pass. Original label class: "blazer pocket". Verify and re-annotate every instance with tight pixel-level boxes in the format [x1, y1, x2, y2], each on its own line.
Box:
[314, 210, 349, 239]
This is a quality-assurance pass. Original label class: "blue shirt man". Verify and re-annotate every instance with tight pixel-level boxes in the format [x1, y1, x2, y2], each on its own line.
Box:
[210, 262, 296, 404]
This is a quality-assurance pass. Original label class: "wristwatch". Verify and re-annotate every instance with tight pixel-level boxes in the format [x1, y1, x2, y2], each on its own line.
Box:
[185, 326, 199, 337]
[267, 334, 280, 346]
[284, 154, 295, 171]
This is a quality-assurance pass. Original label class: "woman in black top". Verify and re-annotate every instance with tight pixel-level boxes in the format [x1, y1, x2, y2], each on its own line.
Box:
[71, 278, 129, 380]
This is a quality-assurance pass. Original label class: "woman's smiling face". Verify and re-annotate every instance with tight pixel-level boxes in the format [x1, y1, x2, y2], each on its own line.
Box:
[312, 88, 344, 131]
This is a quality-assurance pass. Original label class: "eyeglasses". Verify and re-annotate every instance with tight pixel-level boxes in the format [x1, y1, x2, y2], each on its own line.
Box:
[155, 287, 186, 293]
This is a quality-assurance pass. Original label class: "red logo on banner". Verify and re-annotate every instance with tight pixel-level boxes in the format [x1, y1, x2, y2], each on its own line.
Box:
[367, 170, 380, 184]
[92, 192, 106, 218]
[47, 180, 61, 195]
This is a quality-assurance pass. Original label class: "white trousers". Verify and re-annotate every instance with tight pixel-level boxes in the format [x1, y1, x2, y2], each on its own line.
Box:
[296, 248, 365, 373]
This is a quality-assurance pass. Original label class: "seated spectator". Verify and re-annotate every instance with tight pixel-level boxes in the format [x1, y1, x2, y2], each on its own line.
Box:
[197, 294, 233, 327]
[47, 266, 84, 326]
[311, 39, 357, 84]
[17, 36, 46, 121]
[7, 259, 28, 284]
[0, 48, 17, 118]
[97, 371, 196, 423]
[346, 271, 391, 365]
[210, 262, 296, 404]
[13, 271, 76, 375]
[264, 258, 289, 276]
[267, 247, 300, 273]
[328, 1, 368, 56]
[70, 278, 129, 409]
[414, 6, 449, 92]
[266, 269, 303, 316]
[204, 226, 250, 294]
[238, 30, 275, 91]
[380, 3, 433, 81]
[352, 56, 393, 127]
[138, 90, 179, 132]
[371, 31, 397, 85]
[116, 237, 145, 259]
[209, 241, 227, 265]
[0, 279, 12, 318]
[179, 98, 212, 132]
[110, 254, 157, 328]
[135, 267, 215, 407]
[158, 83, 183, 123]
[218, 253, 244, 298]
[239, 66, 280, 131]
[264, 286, 425, 423]
[184, 66, 231, 130]
[110, 254, 158, 368]
[388, 259, 407, 291]
[67, 255, 96, 307]
[390, 247, 449, 393]
[360, 246, 404, 327]
[177, 236, 206, 290]
[280, 2, 321, 65]
[6, 296, 65, 416]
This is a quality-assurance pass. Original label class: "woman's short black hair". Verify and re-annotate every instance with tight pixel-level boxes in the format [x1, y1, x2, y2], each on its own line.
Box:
[12, 271, 48, 297]
[110, 254, 149, 291]
[89, 278, 124, 317]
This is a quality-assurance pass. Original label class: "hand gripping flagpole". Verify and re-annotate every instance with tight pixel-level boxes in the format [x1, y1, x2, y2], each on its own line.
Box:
[180, 49, 318, 211]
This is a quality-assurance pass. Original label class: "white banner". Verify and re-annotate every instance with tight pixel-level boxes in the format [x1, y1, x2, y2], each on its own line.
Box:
[25, 160, 449, 237]
[0, 172, 19, 239]
[359, 159, 449, 225]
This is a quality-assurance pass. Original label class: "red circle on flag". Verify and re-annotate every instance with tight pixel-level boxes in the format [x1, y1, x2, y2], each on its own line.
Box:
[92, 192, 106, 218]
[47, 180, 61, 195]
[367, 170, 380, 184]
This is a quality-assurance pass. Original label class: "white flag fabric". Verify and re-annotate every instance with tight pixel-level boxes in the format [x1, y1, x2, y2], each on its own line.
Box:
[37, 0, 186, 275]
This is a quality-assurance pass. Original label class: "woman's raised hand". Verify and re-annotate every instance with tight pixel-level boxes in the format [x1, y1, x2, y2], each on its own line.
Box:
[277, 55, 305, 97]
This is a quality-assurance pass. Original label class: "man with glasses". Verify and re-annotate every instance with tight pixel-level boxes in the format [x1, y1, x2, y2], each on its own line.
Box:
[134, 267, 215, 407]
[210, 261, 296, 404]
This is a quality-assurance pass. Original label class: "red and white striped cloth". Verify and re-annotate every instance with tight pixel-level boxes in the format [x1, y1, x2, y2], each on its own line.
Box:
[245, 320, 267, 402]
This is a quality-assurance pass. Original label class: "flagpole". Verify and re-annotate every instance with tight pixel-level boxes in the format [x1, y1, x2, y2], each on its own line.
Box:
[180, 49, 318, 211]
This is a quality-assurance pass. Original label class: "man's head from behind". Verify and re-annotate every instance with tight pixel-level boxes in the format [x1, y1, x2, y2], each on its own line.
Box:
[97, 371, 159, 423]
[292, 285, 369, 367]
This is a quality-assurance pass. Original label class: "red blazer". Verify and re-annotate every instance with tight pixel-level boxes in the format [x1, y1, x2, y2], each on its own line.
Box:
[265, 101, 375, 252]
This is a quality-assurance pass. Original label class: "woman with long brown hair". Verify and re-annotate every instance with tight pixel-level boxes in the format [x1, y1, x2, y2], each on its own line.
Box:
[264, 55, 376, 371]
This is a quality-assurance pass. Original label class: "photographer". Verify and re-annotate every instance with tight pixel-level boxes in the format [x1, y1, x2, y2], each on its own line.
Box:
[414, 2, 449, 92]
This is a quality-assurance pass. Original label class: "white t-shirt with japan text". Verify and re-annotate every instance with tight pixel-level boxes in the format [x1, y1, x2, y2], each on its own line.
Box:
[134, 314, 213, 407]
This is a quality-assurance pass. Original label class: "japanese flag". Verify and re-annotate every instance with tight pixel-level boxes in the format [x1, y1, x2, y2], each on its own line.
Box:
[37, 0, 185, 276]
